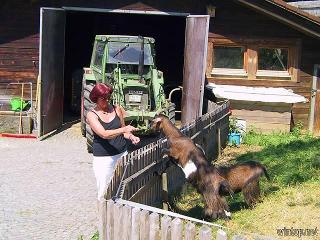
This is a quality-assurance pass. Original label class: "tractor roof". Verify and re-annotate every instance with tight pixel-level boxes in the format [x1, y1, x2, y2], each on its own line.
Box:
[95, 35, 155, 43]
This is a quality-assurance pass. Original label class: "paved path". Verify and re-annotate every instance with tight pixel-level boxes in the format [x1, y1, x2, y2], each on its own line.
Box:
[0, 123, 98, 240]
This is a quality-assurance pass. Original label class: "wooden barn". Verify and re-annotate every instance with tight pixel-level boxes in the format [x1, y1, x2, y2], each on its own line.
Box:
[1, 0, 320, 136]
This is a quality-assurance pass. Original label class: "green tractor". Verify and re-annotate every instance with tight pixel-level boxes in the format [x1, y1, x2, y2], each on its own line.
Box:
[81, 35, 175, 152]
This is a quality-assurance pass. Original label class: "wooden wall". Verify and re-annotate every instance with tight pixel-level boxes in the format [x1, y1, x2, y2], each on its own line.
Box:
[0, 1, 39, 104]
[206, 1, 320, 129]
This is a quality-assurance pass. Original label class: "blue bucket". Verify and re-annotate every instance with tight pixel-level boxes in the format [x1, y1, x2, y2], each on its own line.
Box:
[228, 132, 241, 145]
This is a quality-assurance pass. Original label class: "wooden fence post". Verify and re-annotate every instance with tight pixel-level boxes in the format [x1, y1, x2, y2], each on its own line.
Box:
[161, 172, 169, 211]
[113, 203, 123, 240]
[199, 225, 212, 240]
[122, 204, 132, 240]
[131, 207, 140, 240]
[185, 222, 196, 240]
[149, 212, 160, 240]
[98, 200, 107, 240]
[216, 229, 227, 240]
[106, 200, 114, 240]
[171, 218, 183, 240]
[139, 210, 150, 240]
[160, 215, 171, 240]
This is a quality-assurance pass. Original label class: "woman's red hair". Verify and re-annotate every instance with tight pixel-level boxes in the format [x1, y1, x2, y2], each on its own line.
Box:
[89, 83, 113, 103]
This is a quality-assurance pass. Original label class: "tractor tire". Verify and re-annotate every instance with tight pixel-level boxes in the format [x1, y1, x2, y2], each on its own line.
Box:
[81, 82, 95, 136]
[70, 69, 83, 114]
[82, 82, 95, 152]
[86, 124, 93, 153]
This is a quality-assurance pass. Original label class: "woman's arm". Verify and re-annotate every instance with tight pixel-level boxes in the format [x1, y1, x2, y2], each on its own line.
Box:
[115, 105, 131, 139]
[115, 105, 126, 127]
[115, 105, 140, 144]
[87, 111, 136, 139]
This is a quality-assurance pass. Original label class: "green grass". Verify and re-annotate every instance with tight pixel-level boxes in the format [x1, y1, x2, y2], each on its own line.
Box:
[78, 231, 98, 240]
[171, 130, 320, 239]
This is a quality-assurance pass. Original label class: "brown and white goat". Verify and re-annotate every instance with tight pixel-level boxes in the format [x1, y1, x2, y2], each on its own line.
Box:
[216, 161, 270, 206]
[151, 114, 233, 219]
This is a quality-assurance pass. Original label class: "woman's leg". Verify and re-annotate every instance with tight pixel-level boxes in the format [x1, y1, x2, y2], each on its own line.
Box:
[93, 151, 128, 201]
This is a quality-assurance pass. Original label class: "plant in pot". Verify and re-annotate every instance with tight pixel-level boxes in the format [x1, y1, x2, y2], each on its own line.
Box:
[228, 117, 242, 146]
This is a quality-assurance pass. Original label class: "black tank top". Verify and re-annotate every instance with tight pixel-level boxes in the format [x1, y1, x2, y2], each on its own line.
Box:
[91, 108, 127, 157]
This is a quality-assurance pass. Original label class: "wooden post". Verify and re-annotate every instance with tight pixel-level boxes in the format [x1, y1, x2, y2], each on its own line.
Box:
[106, 200, 114, 240]
[216, 229, 227, 240]
[185, 222, 196, 240]
[171, 218, 183, 240]
[98, 200, 108, 240]
[131, 208, 140, 240]
[18, 83, 25, 134]
[161, 172, 169, 211]
[160, 215, 171, 240]
[113, 203, 123, 240]
[149, 212, 160, 240]
[139, 210, 150, 240]
[199, 225, 212, 240]
[122, 205, 132, 240]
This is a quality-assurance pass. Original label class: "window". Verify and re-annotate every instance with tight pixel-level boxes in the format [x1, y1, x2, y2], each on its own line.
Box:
[213, 46, 244, 69]
[212, 46, 247, 77]
[258, 48, 288, 71]
[107, 42, 153, 65]
[257, 47, 290, 79]
[208, 38, 299, 81]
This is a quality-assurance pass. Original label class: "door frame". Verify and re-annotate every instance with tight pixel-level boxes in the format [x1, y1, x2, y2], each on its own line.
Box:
[38, 7, 210, 136]
[181, 15, 210, 125]
[38, 7, 66, 137]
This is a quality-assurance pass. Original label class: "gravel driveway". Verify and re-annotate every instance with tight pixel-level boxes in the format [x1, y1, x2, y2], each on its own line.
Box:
[0, 122, 98, 240]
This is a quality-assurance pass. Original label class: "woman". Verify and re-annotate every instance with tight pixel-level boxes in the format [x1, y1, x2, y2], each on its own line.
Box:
[87, 83, 140, 201]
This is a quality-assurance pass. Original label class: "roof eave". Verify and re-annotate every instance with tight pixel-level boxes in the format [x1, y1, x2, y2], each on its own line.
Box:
[236, 0, 320, 39]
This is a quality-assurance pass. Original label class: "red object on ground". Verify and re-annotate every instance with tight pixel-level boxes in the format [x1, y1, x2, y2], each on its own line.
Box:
[0, 133, 37, 139]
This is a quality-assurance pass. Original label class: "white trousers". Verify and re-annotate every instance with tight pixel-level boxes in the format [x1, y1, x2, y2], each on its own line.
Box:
[93, 151, 128, 201]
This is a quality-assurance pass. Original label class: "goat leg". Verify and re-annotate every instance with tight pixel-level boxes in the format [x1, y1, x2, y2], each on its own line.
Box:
[243, 180, 260, 207]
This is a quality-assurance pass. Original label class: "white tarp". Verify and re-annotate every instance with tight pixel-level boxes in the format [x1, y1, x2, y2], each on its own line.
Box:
[206, 83, 307, 103]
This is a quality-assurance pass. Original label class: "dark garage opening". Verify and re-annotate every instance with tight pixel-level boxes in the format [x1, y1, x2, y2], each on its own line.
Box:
[63, 10, 186, 122]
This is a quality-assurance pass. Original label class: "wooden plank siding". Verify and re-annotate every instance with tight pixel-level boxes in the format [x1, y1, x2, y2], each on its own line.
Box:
[0, 1, 40, 103]
[229, 100, 292, 132]
[206, 1, 320, 129]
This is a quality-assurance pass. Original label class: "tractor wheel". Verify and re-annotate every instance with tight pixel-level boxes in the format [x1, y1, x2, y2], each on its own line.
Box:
[70, 69, 83, 114]
[86, 123, 93, 153]
[81, 82, 94, 136]
[82, 82, 95, 152]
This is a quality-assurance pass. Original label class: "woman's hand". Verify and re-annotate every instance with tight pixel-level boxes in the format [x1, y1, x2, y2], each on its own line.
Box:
[123, 125, 138, 133]
[129, 135, 140, 145]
